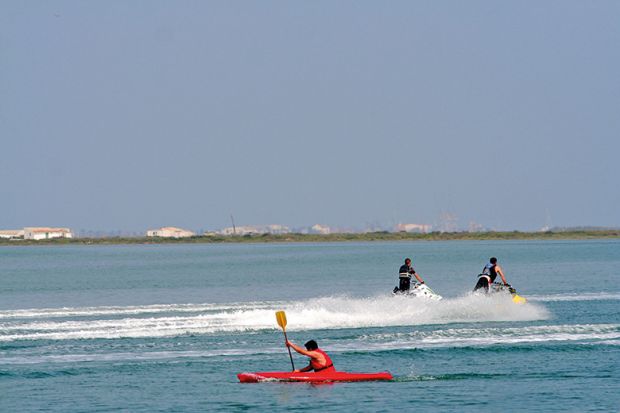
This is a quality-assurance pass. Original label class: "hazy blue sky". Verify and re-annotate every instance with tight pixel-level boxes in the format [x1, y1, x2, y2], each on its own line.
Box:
[2, 1, 619, 232]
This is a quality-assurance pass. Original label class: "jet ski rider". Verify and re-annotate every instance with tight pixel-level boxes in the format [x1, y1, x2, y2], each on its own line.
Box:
[474, 257, 509, 292]
[286, 339, 335, 373]
[397, 258, 426, 292]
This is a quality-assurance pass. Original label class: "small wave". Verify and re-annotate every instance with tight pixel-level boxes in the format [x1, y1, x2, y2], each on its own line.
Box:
[0, 294, 549, 342]
[527, 292, 620, 302]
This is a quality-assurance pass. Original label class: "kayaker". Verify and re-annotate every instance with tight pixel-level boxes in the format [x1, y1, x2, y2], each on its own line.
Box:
[397, 258, 426, 292]
[474, 257, 509, 292]
[286, 339, 335, 373]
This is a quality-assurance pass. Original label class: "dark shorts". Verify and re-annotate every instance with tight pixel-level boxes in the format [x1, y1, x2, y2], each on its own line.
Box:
[474, 276, 490, 292]
[399, 277, 411, 291]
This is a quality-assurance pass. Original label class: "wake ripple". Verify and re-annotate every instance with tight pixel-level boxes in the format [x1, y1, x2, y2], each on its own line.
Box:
[2, 323, 617, 365]
[353, 323, 620, 350]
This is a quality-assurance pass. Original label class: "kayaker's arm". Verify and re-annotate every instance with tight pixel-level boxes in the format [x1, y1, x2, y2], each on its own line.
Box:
[286, 341, 325, 365]
[295, 365, 313, 373]
[286, 341, 314, 357]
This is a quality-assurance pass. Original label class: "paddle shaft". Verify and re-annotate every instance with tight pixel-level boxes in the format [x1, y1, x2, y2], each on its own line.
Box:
[282, 329, 295, 371]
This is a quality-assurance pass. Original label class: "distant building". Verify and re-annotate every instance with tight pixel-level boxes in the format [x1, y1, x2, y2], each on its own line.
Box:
[310, 224, 331, 234]
[218, 224, 291, 236]
[394, 223, 432, 233]
[264, 224, 290, 234]
[0, 229, 24, 239]
[468, 221, 485, 232]
[23, 227, 73, 240]
[146, 227, 195, 238]
[438, 212, 458, 232]
[219, 226, 254, 236]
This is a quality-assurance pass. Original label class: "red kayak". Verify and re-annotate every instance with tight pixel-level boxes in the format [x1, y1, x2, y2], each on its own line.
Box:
[238, 371, 393, 383]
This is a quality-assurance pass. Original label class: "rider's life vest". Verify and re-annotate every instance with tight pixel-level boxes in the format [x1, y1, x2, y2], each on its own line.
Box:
[310, 348, 335, 372]
[481, 263, 498, 283]
[399, 264, 415, 278]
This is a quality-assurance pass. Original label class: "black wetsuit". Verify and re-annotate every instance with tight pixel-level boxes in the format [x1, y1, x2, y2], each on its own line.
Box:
[474, 263, 497, 292]
[398, 264, 416, 291]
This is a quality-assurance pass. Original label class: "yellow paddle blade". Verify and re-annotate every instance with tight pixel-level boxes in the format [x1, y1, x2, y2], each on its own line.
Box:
[275, 311, 287, 330]
[512, 294, 527, 304]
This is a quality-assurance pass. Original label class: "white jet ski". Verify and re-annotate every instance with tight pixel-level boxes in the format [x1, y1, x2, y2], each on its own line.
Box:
[392, 282, 443, 300]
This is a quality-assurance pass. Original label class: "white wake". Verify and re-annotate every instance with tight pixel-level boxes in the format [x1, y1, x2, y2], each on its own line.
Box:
[0, 294, 550, 342]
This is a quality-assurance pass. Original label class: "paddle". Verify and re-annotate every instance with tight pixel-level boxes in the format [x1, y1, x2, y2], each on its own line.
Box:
[276, 310, 295, 371]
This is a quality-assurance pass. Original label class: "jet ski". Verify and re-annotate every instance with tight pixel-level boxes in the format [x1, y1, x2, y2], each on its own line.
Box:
[490, 282, 527, 304]
[392, 282, 442, 300]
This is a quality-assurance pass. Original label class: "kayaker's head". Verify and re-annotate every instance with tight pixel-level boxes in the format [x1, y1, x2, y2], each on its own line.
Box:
[404, 258, 411, 265]
[304, 340, 318, 351]
[490, 257, 497, 264]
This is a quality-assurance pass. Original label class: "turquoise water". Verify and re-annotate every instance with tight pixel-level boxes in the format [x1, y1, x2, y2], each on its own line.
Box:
[1, 240, 619, 412]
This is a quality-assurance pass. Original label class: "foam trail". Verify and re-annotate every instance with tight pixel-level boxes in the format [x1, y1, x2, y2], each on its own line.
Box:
[0, 294, 551, 342]
[1, 291, 613, 321]
[0, 302, 285, 319]
[284, 294, 549, 330]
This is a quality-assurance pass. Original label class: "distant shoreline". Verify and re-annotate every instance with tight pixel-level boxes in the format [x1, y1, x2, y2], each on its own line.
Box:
[1, 230, 619, 246]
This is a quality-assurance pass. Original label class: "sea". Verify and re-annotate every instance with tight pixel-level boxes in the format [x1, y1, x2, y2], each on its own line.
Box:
[1, 240, 619, 412]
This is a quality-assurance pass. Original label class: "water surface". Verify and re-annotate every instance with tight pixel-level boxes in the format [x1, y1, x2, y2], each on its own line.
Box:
[1, 240, 619, 412]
